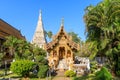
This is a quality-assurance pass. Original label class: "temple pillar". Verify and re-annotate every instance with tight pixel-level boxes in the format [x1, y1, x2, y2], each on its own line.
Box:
[50, 50, 53, 57]
[56, 48, 58, 58]
[56, 47, 59, 65]
[65, 48, 67, 59]
[71, 51, 73, 61]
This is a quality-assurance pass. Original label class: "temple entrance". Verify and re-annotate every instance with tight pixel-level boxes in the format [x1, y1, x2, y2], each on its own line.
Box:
[45, 24, 79, 71]
[59, 47, 65, 60]
[57, 47, 68, 70]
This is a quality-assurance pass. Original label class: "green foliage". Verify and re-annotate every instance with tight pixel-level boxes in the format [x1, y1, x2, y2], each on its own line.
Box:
[68, 32, 81, 44]
[90, 61, 98, 73]
[35, 56, 47, 65]
[33, 47, 46, 57]
[45, 31, 53, 42]
[10, 60, 36, 77]
[4, 36, 48, 78]
[72, 74, 95, 80]
[37, 65, 48, 78]
[89, 41, 98, 60]
[3, 36, 34, 60]
[116, 57, 120, 76]
[0, 53, 3, 66]
[47, 31, 53, 39]
[15, 40, 34, 60]
[95, 67, 112, 80]
[64, 70, 76, 77]
[116, 71, 120, 76]
[4, 36, 20, 56]
[84, 0, 120, 76]
[32, 46, 48, 78]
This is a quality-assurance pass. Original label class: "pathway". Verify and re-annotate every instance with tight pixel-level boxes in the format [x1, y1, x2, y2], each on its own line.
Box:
[52, 70, 71, 80]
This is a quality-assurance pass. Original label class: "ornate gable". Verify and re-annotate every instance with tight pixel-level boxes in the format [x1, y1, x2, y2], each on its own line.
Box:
[45, 22, 79, 52]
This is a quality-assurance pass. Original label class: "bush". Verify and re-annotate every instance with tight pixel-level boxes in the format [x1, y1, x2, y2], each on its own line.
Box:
[64, 70, 76, 77]
[37, 65, 48, 78]
[90, 61, 98, 73]
[10, 60, 36, 77]
[116, 71, 120, 76]
[95, 67, 112, 80]
[0, 53, 3, 66]
[115, 57, 120, 77]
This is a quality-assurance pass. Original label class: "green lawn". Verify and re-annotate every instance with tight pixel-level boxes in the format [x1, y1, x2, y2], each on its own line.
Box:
[0, 69, 120, 80]
[72, 74, 95, 80]
[0, 69, 47, 80]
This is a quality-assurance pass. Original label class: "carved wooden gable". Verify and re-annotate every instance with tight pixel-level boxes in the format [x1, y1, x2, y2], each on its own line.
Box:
[45, 26, 79, 52]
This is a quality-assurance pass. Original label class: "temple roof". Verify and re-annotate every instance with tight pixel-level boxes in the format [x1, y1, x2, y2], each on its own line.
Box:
[45, 20, 79, 51]
[0, 19, 25, 40]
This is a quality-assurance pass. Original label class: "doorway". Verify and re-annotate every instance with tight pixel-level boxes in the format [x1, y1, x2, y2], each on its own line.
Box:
[59, 47, 65, 60]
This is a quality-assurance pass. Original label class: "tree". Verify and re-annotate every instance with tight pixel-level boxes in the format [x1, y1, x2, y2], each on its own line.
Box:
[0, 53, 3, 66]
[37, 65, 48, 78]
[33, 46, 49, 78]
[84, 0, 120, 76]
[46, 31, 53, 42]
[95, 67, 112, 80]
[78, 41, 94, 57]
[15, 40, 33, 60]
[3, 36, 20, 57]
[68, 31, 81, 44]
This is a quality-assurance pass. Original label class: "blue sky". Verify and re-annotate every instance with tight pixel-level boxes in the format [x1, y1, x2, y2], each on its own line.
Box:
[0, 0, 102, 42]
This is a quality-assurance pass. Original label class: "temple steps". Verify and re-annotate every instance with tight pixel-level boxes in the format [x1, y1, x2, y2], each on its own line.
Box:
[57, 59, 68, 70]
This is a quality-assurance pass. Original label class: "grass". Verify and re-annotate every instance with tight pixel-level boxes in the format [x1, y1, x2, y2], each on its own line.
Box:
[0, 69, 47, 80]
[1, 69, 120, 80]
[0, 69, 21, 80]
[72, 74, 95, 80]
[72, 74, 120, 80]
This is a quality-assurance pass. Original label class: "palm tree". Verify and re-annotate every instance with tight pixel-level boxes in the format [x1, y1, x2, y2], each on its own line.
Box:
[15, 40, 33, 60]
[84, 0, 120, 75]
[3, 36, 20, 57]
[47, 31, 53, 42]
[68, 31, 81, 44]
[0, 53, 3, 66]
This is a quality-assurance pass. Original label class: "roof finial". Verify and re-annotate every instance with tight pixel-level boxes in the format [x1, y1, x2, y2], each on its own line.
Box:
[39, 10, 42, 20]
[61, 17, 64, 26]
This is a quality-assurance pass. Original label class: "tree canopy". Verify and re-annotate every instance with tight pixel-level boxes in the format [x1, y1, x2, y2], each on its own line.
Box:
[84, 0, 120, 76]
[68, 31, 81, 44]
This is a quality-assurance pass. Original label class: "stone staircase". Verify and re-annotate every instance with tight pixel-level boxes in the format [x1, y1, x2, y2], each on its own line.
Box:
[57, 59, 68, 70]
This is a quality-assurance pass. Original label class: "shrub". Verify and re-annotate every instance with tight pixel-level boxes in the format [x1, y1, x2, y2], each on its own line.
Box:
[0, 53, 3, 66]
[37, 65, 48, 78]
[115, 57, 120, 77]
[90, 61, 98, 73]
[116, 71, 120, 76]
[95, 67, 112, 80]
[64, 70, 76, 77]
[10, 60, 36, 77]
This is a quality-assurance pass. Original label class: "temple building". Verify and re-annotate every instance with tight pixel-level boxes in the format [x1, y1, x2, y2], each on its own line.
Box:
[32, 11, 90, 72]
[31, 11, 46, 48]
[0, 19, 25, 52]
[0, 19, 25, 65]
[45, 19, 80, 70]
[0, 19, 25, 39]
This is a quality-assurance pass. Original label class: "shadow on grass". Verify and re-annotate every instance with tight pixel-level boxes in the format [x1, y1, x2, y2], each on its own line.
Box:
[72, 74, 95, 80]
[0, 72, 22, 80]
